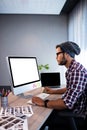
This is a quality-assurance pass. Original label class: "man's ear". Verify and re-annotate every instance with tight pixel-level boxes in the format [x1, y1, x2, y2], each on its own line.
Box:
[64, 52, 70, 58]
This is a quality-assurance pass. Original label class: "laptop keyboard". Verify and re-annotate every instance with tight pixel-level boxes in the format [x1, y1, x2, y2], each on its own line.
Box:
[36, 93, 50, 99]
[27, 93, 49, 105]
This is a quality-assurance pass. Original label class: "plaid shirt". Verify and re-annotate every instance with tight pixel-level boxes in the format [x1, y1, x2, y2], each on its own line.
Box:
[62, 59, 87, 114]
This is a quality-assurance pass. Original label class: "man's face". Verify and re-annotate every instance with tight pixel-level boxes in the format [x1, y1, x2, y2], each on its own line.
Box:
[56, 47, 67, 65]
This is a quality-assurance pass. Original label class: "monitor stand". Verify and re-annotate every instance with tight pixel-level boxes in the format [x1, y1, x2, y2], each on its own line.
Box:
[17, 93, 33, 99]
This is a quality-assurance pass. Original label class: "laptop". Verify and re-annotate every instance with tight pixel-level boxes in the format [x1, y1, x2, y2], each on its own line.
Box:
[40, 72, 61, 88]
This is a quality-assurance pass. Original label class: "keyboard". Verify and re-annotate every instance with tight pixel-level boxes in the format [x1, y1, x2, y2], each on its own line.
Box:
[27, 93, 49, 105]
[35, 93, 50, 99]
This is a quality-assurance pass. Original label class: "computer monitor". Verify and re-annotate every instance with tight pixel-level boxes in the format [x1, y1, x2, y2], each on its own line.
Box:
[41, 72, 61, 88]
[7, 56, 41, 98]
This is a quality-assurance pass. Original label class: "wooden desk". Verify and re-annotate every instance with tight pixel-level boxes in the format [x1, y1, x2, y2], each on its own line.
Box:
[0, 87, 62, 130]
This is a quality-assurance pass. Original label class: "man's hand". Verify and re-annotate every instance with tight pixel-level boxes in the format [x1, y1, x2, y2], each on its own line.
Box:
[32, 97, 45, 107]
[44, 87, 54, 94]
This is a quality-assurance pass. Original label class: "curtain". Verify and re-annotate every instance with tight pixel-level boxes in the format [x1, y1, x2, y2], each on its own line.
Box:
[68, 0, 87, 68]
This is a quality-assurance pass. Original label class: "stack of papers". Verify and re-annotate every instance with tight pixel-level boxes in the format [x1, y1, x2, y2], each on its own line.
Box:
[0, 115, 28, 130]
[0, 105, 33, 130]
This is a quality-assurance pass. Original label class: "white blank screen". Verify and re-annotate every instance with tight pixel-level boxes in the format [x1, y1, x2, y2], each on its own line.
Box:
[9, 57, 39, 86]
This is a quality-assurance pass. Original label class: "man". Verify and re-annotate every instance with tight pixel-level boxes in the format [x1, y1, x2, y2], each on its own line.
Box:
[32, 41, 87, 129]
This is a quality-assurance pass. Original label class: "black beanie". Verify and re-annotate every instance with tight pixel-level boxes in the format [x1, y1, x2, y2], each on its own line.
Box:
[56, 41, 81, 58]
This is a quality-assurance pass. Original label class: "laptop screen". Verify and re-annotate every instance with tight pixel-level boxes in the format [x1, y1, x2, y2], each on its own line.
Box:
[41, 72, 60, 87]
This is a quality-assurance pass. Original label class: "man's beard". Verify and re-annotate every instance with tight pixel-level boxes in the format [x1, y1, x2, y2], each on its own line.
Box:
[58, 56, 67, 65]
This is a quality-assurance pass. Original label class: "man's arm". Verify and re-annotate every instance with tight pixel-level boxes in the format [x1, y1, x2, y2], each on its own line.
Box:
[46, 98, 67, 109]
[44, 87, 66, 94]
[32, 97, 67, 110]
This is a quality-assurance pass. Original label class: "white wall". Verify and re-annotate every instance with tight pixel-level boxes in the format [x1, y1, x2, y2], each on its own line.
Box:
[0, 14, 67, 86]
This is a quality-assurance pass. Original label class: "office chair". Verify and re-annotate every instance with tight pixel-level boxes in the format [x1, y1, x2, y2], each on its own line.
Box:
[43, 110, 87, 130]
[57, 110, 87, 130]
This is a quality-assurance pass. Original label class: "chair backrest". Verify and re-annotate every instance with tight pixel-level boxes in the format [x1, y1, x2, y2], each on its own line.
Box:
[58, 109, 86, 130]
